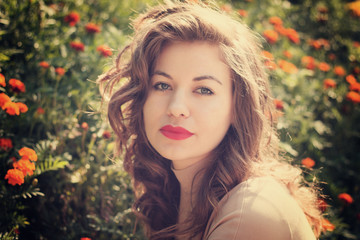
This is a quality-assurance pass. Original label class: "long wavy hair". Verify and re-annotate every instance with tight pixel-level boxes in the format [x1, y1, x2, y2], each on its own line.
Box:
[98, 1, 323, 239]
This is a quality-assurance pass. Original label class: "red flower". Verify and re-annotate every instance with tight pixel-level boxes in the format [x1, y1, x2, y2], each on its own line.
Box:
[9, 78, 26, 93]
[5, 169, 24, 186]
[263, 30, 278, 44]
[317, 199, 328, 212]
[328, 53, 336, 61]
[0, 73, 5, 87]
[64, 11, 80, 26]
[2, 101, 20, 115]
[318, 62, 331, 72]
[85, 23, 101, 33]
[16, 102, 28, 113]
[269, 16, 283, 26]
[0, 138, 13, 151]
[301, 157, 315, 168]
[322, 218, 335, 232]
[346, 74, 357, 85]
[354, 41, 360, 48]
[338, 193, 353, 204]
[334, 66, 346, 76]
[19, 147, 38, 162]
[102, 130, 111, 139]
[317, 5, 328, 14]
[273, 99, 284, 110]
[0, 93, 11, 108]
[13, 158, 35, 176]
[96, 45, 113, 57]
[324, 79, 336, 89]
[39, 61, 50, 69]
[237, 9, 247, 17]
[278, 59, 298, 74]
[70, 41, 85, 52]
[346, 91, 360, 103]
[55, 67, 66, 76]
[37, 107, 45, 114]
[80, 238, 92, 240]
[301, 56, 316, 70]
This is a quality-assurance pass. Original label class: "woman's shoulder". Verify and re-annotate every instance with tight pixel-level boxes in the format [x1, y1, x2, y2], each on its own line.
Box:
[204, 176, 316, 240]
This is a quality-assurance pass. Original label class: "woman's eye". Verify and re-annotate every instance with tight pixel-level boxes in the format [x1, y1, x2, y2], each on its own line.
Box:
[196, 87, 214, 95]
[153, 82, 171, 91]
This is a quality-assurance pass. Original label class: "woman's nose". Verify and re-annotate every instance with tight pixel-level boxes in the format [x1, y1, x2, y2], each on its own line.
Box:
[167, 90, 190, 118]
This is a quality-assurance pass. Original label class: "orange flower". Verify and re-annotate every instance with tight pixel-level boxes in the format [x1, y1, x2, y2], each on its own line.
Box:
[2, 101, 20, 115]
[346, 74, 357, 85]
[322, 218, 335, 232]
[328, 53, 336, 61]
[64, 11, 80, 26]
[309, 38, 329, 50]
[278, 59, 298, 74]
[262, 50, 277, 70]
[0, 93, 11, 108]
[0, 73, 5, 87]
[347, 1, 360, 17]
[237, 9, 247, 17]
[284, 28, 300, 44]
[354, 41, 360, 48]
[55, 67, 66, 76]
[301, 157, 315, 168]
[283, 50, 292, 59]
[263, 29, 278, 44]
[318, 62, 331, 72]
[334, 66, 346, 76]
[70, 41, 85, 52]
[324, 79, 336, 89]
[13, 158, 35, 176]
[85, 23, 101, 33]
[346, 91, 360, 103]
[19, 147, 38, 162]
[39, 61, 50, 69]
[317, 5, 328, 14]
[220, 4, 232, 13]
[338, 193, 353, 204]
[0, 138, 13, 151]
[301, 56, 316, 70]
[350, 82, 360, 92]
[269, 16, 283, 26]
[273, 99, 284, 110]
[80, 238, 92, 240]
[81, 122, 89, 131]
[96, 45, 113, 57]
[9, 78, 26, 93]
[5, 169, 25, 186]
[354, 66, 360, 75]
[37, 107, 45, 114]
[16, 102, 28, 113]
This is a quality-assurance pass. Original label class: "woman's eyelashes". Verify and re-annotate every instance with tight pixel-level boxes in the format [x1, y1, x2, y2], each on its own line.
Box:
[153, 82, 214, 96]
[153, 82, 171, 91]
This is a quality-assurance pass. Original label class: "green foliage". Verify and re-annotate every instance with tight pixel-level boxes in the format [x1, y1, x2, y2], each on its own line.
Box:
[0, 0, 359, 239]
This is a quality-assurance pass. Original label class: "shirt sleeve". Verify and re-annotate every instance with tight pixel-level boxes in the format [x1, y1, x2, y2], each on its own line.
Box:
[204, 177, 316, 240]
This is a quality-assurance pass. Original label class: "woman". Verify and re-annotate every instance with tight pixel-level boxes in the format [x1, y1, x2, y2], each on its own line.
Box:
[98, 1, 323, 239]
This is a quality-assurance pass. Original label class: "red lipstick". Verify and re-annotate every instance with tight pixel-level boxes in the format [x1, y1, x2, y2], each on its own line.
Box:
[160, 125, 194, 140]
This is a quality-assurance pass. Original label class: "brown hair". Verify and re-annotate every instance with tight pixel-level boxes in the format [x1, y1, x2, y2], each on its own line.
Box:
[98, 1, 323, 239]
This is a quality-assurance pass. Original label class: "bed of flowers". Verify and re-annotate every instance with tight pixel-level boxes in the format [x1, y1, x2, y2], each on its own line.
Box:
[0, 0, 359, 239]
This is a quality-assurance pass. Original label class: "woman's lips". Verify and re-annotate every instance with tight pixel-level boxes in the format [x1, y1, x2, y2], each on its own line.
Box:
[160, 125, 194, 140]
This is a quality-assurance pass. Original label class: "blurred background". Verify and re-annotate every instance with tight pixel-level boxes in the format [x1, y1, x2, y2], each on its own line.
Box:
[0, 0, 359, 239]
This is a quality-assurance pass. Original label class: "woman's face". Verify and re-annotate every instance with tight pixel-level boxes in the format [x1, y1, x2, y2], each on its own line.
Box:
[143, 41, 233, 169]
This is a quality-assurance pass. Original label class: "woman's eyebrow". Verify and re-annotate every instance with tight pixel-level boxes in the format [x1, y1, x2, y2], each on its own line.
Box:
[193, 75, 222, 85]
[153, 70, 222, 85]
[153, 70, 173, 79]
